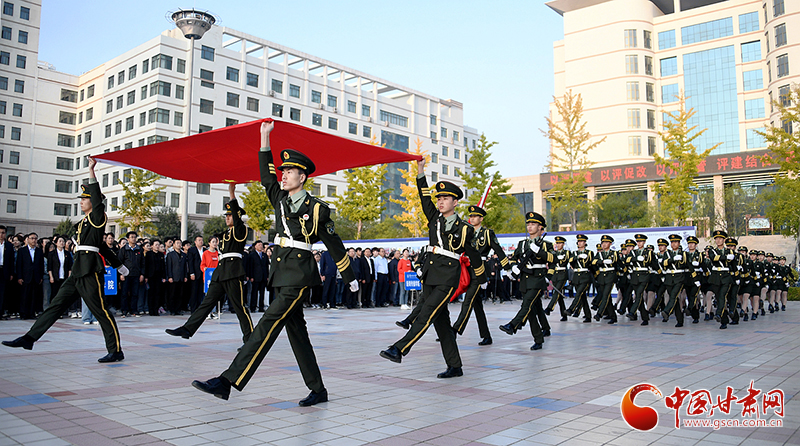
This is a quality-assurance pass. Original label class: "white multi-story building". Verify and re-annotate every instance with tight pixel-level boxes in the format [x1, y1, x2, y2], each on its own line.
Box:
[0, 1, 478, 237]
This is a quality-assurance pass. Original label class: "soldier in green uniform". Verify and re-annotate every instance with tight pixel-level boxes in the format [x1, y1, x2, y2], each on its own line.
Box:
[166, 184, 254, 344]
[545, 236, 570, 322]
[380, 157, 483, 378]
[724, 238, 742, 326]
[683, 236, 704, 324]
[192, 121, 358, 406]
[736, 246, 752, 321]
[499, 212, 553, 350]
[627, 234, 653, 325]
[707, 230, 735, 329]
[614, 239, 634, 316]
[452, 205, 509, 346]
[660, 234, 688, 327]
[593, 235, 618, 324]
[648, 239, 669, 317]
[566, 234, 594, 322]
[3, 157, 127, 362]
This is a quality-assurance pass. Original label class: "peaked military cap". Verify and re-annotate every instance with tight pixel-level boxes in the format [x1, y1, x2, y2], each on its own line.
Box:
[224, 200, 246, 217]
[724, 237, 737, 247]
[757, 250, 765, 256]
[576, 234, 588, 241]
[554, 236, 567, 243]
[686, 236, 699, 244]
[634, 234, 648, 242]
[468, 205, 486, 217]
[277, 149, 316, 176]
[657, 238, 668, 246]
[738, 246, 748, 252]
[600, 235, 614, 243]
[766, 252, 774, 257]
[596, 243, 602, 249]
[525, 212, 546, 227]
[434, 181, 463, 200]
[625, 239, 636, 247]
[646, 245, 654, 250]
[77, 184, 92, 199]
[668, 234, 682, 242]
[712, 229, 728, 239]
[779, 256, 786, 260]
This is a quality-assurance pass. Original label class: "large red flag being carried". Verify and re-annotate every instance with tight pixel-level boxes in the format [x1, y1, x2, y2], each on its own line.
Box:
[93, 118, 422, 183]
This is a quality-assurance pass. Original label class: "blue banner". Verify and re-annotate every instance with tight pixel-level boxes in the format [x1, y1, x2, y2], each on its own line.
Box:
[104, 266, 117, 295]
[404, 271, 421, 291]
[204, 268, 215, 293]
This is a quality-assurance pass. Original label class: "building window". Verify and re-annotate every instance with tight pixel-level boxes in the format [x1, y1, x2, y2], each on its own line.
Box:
[775, 24, 787, 48]
[454, 148, 461, 159]
[0, 51, 10, 67]
[643, 30, 652, 49]
[328, 117, 338, 130]
[7, 175, 17, 190]
[271, 79, 283, 93]
[20, 5, 28, 20]
[198, 125, 212, 133]
[646, 109, 656, 130]
[142, 58, 149, 73]
[59, 111, 75, 125]
[126, 116, 134, 131]
[108, 75, 114, 89]
[128, 65, 137, 80]
[431, 172, 438, 182]
[118, 71, 124, 85]
[311, 90, 322, 103]
[681, 17, 733, 45]
[196, 183, 211, 195]
[200, 69, 214, 88]
[199, 99, 214, 114]
[9, 150, 18, 164]
[56, 157, 73, 170]
[170, 193, 179, 208]
[246, 72, 258, 87]
[2, 2, 11, 15]
[116, 95, 123, 109]
[17, 29, 28, 43]
[661, 83, 679, 103]
[196, 202, 210, 214]
[347, 100, 356, 113]
[739, 11, 759, 34]
[774, 0, 784, 17]
[102, 174, 108, 188]
[151, 54, 172, 70]
[660, 57, 677, 76]
[625, 55, 638, 74]
[0, 76, 5, 90]
[312, 113, 322, 126]
[85, 131, 91, 144]
[742, 69, 763, 91]
[201, 45, 214, 61]
[380, 110, 408, 127]
[781, 119, 792, 134]
[175, 85, 184, 99]
[431, 152, 439, 163]
[57, 134, 74, 147]
[442, 164, 449, 175]
[626, 81, 640, 101]
[430, 131, 437, 142]
[658, 30, 676, 49]
[363, 126, 371, 138]
[777, 54, 789, 78]
[442, 146, 449, 156]
[7, 200, 16, 213]
[290, 108, 300, 121]
[779, 85, 791, 106]
[628, 136, 642, 156]
[86, 108, 93, 120]
[348, 122, 357, 135]
[0, 100, 5, 114]
[61, 89, 78, 102]
[441, 127, 448, 138]
[271, 103, 283, 118]
[225, 118, 238, 127]
[627, 109, 641, 128]
[177, 58, 185, 73]
[1, 26, 10, 40]
[147, 108, 169, 124]
[362, 104, 371, 117]
[12, 103, 22, 117]
[744, 99, 765, 119]
[227, 92, 239, 107]
[644, 56, 653, 76]
[139, 112, 146, 127]
[746, 128, 766, 148]
[327, 94, 337, 108]
[624, 29, 637, 48]
[226, 66, 239, 82]
[55, 180, 72, 193]
[87, 84, 95, 98]
[247, 97, 259, 112]
[741, 41, 761, 63]
[284, 84, 298, 99]
[115, 120, 122, 134]
[325, 185, 336, 197]
[647, 137, 656, 156]
[174, 111, 183, 127]
[140, 85, 147, 100]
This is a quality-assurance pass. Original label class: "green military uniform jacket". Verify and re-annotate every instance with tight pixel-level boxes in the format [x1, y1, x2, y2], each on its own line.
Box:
[73, 181, 122, 277]
[260, 151, 355, 288]
[511, 238, 554, 293]
[472, 226, 510, 279]
[662, 249, 688, 286]
[706, 247, 735, 284]
[594, 250, 619, 285]
[213, 198, 248, 282]
[568, 248, 595, 283]
[627, 247, 653, 280]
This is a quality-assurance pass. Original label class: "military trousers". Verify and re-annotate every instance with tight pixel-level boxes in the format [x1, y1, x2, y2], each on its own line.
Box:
[567, 273, 592, 319]
[184, 278, 254, 343]
[392, 284, 461, 368]
[594, 274, 617, 322]
[510, 286, 545, 343]
[663, 275, 685, 324]
[453, 280, 490, 339]
[629, 273, 650, 321]
[710, 275, 734, 323]
[545, 275, 568, 317]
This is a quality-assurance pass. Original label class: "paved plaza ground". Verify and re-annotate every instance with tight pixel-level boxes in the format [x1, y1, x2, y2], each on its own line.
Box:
[0, 299, 798, 446]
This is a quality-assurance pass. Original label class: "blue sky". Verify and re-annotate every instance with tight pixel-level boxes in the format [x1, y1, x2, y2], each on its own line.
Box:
[40, 0, 563, 178]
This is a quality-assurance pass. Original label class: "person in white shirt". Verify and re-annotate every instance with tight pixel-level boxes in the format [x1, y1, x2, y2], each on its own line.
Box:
[373, 247, 390, 307]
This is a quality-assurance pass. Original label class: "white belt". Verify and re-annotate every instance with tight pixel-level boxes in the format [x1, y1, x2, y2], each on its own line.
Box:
[555, 267, 566, 271]
[667, 269, 685, 274]
[481, 256, 488, 261]
[713, 267, 729, 271]
[219, 252, 243, 260]
[423, 245, 460, 260]
[529, 264, 548, 269]
[76, 245, 100, 253]
[573, 268, 589, 272]
[274, 236, 312, 251]
[598, 267, 614, 272]
[633, 267, 649, 271]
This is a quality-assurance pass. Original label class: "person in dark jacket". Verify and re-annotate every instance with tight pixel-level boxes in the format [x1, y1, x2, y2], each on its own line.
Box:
[388, 250, 400, 306]
[145, 240, 166, 316]
[246, 240, 269, 312]
[47, 235, 73, 307]
[319, 250, 337, 309]
[166, 239, 188, 315]
[186, 235, 204, 313]
[16, 233, 44, 320]
[344, 248, 361, 308]
[117, 231, 144, 316]
[360, 248, 375, 308]
[0, 225, 14, 320]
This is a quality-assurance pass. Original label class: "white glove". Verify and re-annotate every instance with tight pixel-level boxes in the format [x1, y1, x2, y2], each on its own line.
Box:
[579, 254, 588, 259]
[756, 272, 761, 278]
[557, 255, 565, 260]
[766, 285, 770, 290]
[637, 256, 644, 262]
[735, 280, 740, 285]
[661, 277, 665, 282]
[694, 281, 701, 287]
[118, 265, 130, 277]
[603, 258, 613, 265]
[627, 274, 631, 280]
[349, 279, 359, 292]
[511, 265, 520, 276]
[480, 282, 487, 290]
[727, 254, 735, 260]
[529, 243, 540, 254]
[415, 268, 423, 279]
[673, 255, 682, 261]
[692, 261, 699, 267]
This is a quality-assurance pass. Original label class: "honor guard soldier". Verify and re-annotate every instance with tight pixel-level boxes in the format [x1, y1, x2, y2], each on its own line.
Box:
[648, 239, 669, 317]
[661, 234, 688, 327]
[745, 249, 761, 320]
[167, 184, 254, 344]
[683, 236, 704, 324]
[777, 256, 793, 310]
[452, 205, 510, 346]
[593, 235, 618, 324]
[499, 212, 553, 350]
[627, 234, 653, 325]
[724, 238, 743, 325]
[566, 234, 595, 322]
[707, 230, 736, 329]
[380, 157, 483, 379]
[3, 157, 127, 362]
[545, 236, 571, 321]
[192, 121, 358, 406]
[765, 252, 778, 312]
[736, 246, 752, 320]
[615, 239, 635, 315]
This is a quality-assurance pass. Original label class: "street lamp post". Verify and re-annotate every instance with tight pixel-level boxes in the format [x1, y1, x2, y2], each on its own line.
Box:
[170, 9, 216, 239]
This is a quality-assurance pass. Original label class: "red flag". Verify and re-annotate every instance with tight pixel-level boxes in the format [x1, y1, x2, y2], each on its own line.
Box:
[93, 118, 422, 183]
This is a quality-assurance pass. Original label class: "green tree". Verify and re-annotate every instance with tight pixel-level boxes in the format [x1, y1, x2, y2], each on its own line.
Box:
[594, 190, 650, 229]
[334, 165, 388, 240]
[116, 169, 165, 236]
[758, 85, 800, 257]
[240, 181, 273, 238]
[53, 218, 76, 238]
[390, 137, 430, 238]
[363, 219, 408, 240]
[202, 215, 228, 240]
[153, 207, 198, 239]
[542, 90, 605, 231]
[460, 133, 525, 234]
[652, 92, 717, 226]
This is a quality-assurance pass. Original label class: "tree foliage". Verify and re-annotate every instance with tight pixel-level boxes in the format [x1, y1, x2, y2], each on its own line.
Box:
[334, 138, 388, 240]
[202, 215, 228, 241]
[390, 137, 430, 238]
[116, 169, 165, 236]
[652, 92, 717, 226]
[241, 181, 273, 237]
[460, 134, 525, 234]
[153, 207, 198, 240]
[53, 218, 76, 238]
[542, 90, 605, 230]
[593, 191, 651, 229]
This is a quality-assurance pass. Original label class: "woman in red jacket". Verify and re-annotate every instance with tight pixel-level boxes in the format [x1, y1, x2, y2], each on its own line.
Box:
[397, 248, 413, 309]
